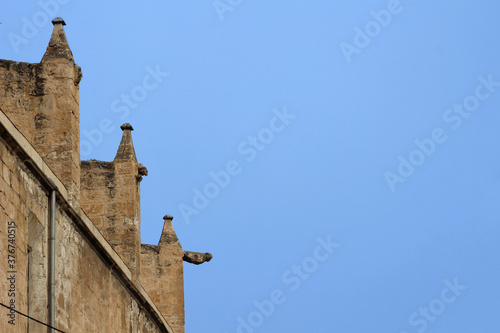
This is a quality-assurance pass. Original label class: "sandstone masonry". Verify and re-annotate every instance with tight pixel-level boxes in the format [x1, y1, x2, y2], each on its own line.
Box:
[0, 18, 211, 333]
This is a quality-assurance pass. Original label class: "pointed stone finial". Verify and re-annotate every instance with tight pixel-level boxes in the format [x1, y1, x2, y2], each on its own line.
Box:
[114, 123, 137, 161]
[160, 215, 180, 245]
[51, 17, 66, 26]
[42, 17, 73, 61]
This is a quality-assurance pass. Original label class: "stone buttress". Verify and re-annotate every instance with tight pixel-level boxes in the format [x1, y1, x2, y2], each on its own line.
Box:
[141, 215, 212, 333]
[80, 124, 146, 282]
[0, 18, 82, 208]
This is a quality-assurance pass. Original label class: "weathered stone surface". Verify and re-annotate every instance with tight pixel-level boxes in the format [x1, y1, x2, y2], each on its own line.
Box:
[0, 123, 167, 333]
[0, 20, 81, 210]
[141, 216, 186, 333]
[80, 124, 145, 283]
[183, 251, 213, 265]
[0, 18, 213, 333]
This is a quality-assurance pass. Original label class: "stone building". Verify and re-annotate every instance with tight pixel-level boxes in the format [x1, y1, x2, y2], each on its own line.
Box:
[0, 18, 211, 332]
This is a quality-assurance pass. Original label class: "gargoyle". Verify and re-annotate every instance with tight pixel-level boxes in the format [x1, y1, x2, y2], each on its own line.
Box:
[183, 251, 213, 265]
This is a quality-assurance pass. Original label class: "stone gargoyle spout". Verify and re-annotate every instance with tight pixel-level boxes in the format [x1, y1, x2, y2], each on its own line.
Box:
[183, 251, 213, 265]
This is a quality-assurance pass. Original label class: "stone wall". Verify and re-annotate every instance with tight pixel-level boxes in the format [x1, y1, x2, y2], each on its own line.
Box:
[0, 123, 31, 332]
[0, 109, 172, 332]
[0, 17, 213, 333]
[0, 60, 37, 143]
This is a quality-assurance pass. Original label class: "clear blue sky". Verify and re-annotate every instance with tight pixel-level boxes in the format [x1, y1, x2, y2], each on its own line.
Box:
[2, 1, 500, 332]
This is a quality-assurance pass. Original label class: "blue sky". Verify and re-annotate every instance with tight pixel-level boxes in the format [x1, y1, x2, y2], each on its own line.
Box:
[2, 1, 500, 332]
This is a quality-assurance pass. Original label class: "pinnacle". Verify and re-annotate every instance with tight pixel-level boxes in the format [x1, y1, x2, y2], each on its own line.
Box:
[42, 17, 74, 62]
[159, 215, 180, 245]
[114, 124, 138, 162]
